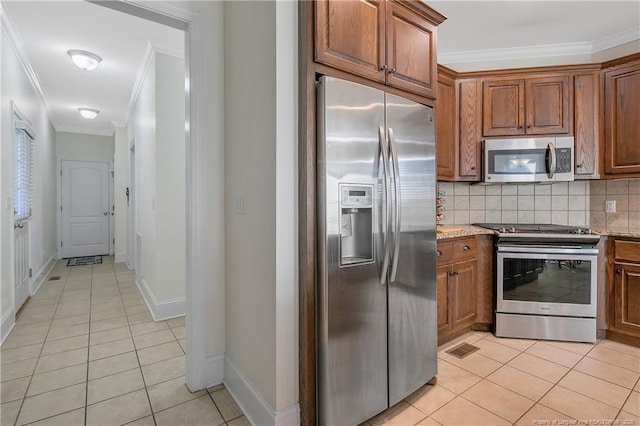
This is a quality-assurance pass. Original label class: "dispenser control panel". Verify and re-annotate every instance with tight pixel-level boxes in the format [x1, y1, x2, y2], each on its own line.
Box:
[340, 185, 373, 208]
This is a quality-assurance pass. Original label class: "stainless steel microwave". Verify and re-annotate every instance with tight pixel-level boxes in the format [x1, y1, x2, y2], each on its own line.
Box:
[483, 137, 574, 183]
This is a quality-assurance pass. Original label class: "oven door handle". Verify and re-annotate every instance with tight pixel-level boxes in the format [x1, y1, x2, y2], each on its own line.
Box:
[498, 245, 599, 255]
[546, 142, 557, 179]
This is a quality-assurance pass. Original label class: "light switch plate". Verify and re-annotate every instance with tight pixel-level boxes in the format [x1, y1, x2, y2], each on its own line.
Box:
[605, 200, 616, 213]
[234, 193, 247, 215]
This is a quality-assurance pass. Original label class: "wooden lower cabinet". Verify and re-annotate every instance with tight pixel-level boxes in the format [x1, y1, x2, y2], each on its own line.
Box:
[608, 238, 640, 346]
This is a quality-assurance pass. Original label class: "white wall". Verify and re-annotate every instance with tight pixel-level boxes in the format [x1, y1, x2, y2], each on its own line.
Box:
[55, 131, 114, 162]
[224, 1, 298, 422]
[1, 15, 57, 341]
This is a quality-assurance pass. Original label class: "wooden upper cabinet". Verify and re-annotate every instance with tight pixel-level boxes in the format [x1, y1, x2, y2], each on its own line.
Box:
[604, 61, 640, 176]
[436, 70, 456, 179]
[483, 79, 525, 136]
[314, 0, 444, 99]
[483, 75, 571, 137]
[457, 79, 482, 179]
[386, 2, 437, 98]
[573, 72, 599, 176]
[315, 0, 386, 83]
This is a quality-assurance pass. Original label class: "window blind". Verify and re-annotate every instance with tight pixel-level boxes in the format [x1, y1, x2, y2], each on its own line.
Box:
[14, 120, 34, 223]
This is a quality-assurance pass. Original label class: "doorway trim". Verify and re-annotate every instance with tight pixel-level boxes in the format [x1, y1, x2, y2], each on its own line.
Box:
[92, 0, 216, 391]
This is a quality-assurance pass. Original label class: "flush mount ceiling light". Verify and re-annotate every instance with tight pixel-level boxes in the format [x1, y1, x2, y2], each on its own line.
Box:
[67, 50, 102, 71]
[78, 108, 99, 119]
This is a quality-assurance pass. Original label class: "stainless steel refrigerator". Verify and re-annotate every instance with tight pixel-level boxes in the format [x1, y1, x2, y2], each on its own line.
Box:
[317, 76, 438, 426]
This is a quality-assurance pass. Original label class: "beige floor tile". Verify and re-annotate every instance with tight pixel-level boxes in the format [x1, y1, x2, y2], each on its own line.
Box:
[211, 388, 244, 421]
[227, 416, 251, 426]
[171, 325, 186, 340]
[369, 400, 427, 425]
[178, 338, 186, 353]
[545, 339, 596, 356]
[137, 341, 184, 366]
[16, 383, 86, 425]
[525, 341, 584, 368]
[587, 345, 640, 373]
[54, 305, 90, 320]
[433, 360, 482, 394]
[636, 380, 640, 392]
[1, 400, 21, 426]
[27, 295, 60, 308]
[515, 404, 574, 426]
[1, 376, 30, 403]
[462, 380, 536, 423]
[28, 363, 87, 396]
[89, 336, 135, 361]
[16, 305, 56, 324]
[431, 396, 510, 426]
[35, 347, 87, 374]
[28, 408, 85, 426]
[618, 411, 640, 425]
[86, 389, 152, 426]
[88, 351, 139, 380]
[2, 327, 48, 349]
[126, 304, 150, 315]
[124, 415, 156, 425]
[51, 313, 90, 328]
[405, 384, 456, 416]
[471, 338, 521, 364]
[558, 370, 631, 409]
[539, 385, 619, 420]
[483, 334, 537, 351]
[167, 316, 185, 328]
[87, 368, 144, 404]
[89, 326, 131, 345]
[507, 353, 570, 383]
[1, 343, 42, 365]
[133, 329, 176, 349]
[127, 311, 154, 325]
[141, 355, 185, 386]
[46, 322, 89, 342]
[207, 384, 224, 393]
[155, 394, 225, 426]
[130, 321, 169, 336]
[598, 339, 640, 357]
[147, 376, 206, 413]
[41, 334, 88, 356]
[622, 391, 640, 416]
[442, 352, 502, 378]
[91, 307, 126, 322]
[90, 316, 129, 333]
[91, 301, 125, 315]
[573, 355, 640, 389]
[486, 365, 554, 401]
[1, 357, 38, 382]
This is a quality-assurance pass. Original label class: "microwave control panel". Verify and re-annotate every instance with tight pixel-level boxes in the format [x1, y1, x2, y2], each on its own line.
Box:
[556, 148, 572, 173]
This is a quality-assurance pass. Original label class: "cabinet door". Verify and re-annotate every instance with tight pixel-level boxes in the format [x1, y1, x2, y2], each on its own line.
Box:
[525, 75, 571, 135]
[436, 73, 456, 179]
[574, 72, 599, 176]
[315, 0, 386, 83]
[437, 265, 451, 334]
[458, 79, 482, 179]
[614, 262, 640, 334]
[605, 63, 640, 175]
[483, 79, 525, 136]
[386, 2, 437, 98]
[451, 260, 477, 329]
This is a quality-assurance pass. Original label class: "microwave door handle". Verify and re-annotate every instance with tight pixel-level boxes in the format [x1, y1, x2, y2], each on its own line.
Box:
[547, 142, 557, 179]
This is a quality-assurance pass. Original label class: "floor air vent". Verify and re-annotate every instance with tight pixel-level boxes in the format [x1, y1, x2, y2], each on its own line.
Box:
[445, 342, 480, 359]
[48, 276, 61, 281]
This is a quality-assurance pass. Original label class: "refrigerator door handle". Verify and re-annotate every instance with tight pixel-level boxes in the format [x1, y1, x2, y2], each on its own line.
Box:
[388, 127, 401, 282]
[379, 126, 391, 284]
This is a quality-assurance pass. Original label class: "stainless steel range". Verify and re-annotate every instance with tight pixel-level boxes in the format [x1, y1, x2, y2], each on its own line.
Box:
[473, 223, 600, 343]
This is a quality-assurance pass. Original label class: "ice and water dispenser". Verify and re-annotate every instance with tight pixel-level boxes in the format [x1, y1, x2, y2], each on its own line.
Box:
[339, 184, 373, 266]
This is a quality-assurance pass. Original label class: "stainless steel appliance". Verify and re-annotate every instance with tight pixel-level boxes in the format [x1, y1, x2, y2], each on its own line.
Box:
[483, 137, 574, 183]
[473, 223, 599, 343]
[317, 76, 437, 426]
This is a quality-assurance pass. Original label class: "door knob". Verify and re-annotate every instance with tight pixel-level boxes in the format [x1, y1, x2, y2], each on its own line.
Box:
[103, 212, 109, 216]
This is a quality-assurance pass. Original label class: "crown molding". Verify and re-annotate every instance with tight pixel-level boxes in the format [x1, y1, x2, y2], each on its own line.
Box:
[592, 26, 640, 53]
[123, 41, 156, 125]
[55, 124, 114, 137]
[1, 5, 60, 129]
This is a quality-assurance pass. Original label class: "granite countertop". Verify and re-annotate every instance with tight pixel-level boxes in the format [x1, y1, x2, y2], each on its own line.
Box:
[436, 225, 496, 240]
[591, 228, 640, 239]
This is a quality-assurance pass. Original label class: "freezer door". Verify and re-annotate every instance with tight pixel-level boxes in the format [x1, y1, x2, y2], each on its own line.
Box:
[385, 94, 438, 405]
[317, 76, 388, 426]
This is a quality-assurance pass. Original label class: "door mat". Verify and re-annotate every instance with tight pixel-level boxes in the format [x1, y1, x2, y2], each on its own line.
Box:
[66, 256, 102, 267]
[445, 342, 480, 359]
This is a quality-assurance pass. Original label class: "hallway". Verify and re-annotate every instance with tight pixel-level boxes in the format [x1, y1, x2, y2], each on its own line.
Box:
[1, 257, 247, 425]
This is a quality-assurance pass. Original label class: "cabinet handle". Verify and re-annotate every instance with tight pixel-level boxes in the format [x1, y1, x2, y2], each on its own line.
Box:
[436, 250, 442, 257]
[389, 68, 396, 74]
[527, 125, 532, 129]
[616, 268, 622, 274]
[449, 271, 458, 276]
[381, 65, 388, 71]
[462, 245, 471, 252]
[576, 163, 584, 169]
[518, 126, 523, 129]
[470, 166, 476, 170]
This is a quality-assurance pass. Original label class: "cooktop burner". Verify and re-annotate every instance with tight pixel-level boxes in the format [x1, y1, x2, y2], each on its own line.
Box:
[472, 223, 593, 235]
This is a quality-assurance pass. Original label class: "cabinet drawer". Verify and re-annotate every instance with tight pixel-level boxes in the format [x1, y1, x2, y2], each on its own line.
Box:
[615, 240, 640, 262]
[437, 241, 453, 265]
[453, 238, 477, 261]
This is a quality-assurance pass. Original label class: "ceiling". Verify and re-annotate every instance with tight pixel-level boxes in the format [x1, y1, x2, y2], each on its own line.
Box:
[2, 1, 639, 137]
[2, 0, 183, 136]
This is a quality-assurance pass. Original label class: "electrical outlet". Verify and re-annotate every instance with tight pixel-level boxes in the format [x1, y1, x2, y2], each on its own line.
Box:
[605, 200, 616, 213]
[234, 193, 247, 215]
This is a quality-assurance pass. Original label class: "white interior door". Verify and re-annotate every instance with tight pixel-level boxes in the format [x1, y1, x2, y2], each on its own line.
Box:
[14, 222, 30, 309]
[61, 160, 110, 258]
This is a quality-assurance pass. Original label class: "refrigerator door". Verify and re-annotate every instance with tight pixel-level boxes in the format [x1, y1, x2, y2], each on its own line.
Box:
[386, 93, 438, 405]
[317, 77, 388, 425]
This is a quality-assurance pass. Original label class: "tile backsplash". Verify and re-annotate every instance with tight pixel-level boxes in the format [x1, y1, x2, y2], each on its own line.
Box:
[437, 179, 640, 234]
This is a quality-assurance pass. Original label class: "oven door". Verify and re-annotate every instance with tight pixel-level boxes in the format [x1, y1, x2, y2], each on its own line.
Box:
[496, 246, 598, 318]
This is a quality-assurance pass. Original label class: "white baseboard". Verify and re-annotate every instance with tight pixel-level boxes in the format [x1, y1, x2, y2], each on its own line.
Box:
[136, 278, 186, 321]
[30, 256, 56, 296]
[205, 354, 224, 388]
[224, 356, 300, 426]
[114, 253, 129, 264]
[1, 307, 16, 346]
